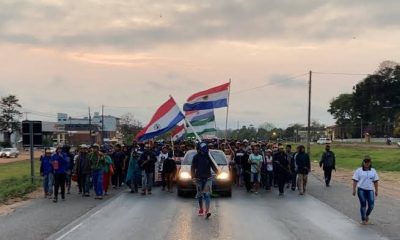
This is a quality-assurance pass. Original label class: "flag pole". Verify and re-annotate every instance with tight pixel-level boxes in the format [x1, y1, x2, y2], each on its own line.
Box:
[224, 79, 231, 143]
[170, 133, 175, 158]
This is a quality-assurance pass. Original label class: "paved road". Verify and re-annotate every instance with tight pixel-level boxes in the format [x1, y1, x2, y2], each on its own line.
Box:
[0, 188, 123, 240]
[48, 188, 387, 240]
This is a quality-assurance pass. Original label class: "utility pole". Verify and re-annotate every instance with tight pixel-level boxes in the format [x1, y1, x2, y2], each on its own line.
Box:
[88, 107, 92, 145]
[307, 70, 312, 155]
[101, 104, 104, 144]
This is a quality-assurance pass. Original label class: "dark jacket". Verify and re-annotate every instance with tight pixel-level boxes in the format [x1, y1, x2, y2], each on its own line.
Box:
[75, 153, 91, 175]
[273, 152, 290, 176]
[320, 151, 336, 170]
[191, 152, 218, 179]
[163, 157, 177, 174]
[295, 152, 311, 174]
[138, 150, 156, 173]
[234, 149, 248, 166]
[51, 153, 68, 174]
[112, 151, 126, 170]
[40, 155, 53, 175]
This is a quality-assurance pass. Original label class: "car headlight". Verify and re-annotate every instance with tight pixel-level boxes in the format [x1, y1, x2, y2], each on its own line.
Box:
[179, 171, 191, 180]
[217, 172, 229, 180]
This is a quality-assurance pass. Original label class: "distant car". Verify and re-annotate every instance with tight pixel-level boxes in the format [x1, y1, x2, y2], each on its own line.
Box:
[0, 148, 20, 158]
[317, 138, 332, 145]
[177, 149, 232, 197]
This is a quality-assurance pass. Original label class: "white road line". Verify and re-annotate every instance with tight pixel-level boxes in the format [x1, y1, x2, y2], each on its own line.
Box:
[55, 223, 83, 240]
[54, 208, 104, 240]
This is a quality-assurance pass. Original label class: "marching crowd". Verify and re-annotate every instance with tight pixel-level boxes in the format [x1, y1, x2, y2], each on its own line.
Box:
[39, 138, 378, 224]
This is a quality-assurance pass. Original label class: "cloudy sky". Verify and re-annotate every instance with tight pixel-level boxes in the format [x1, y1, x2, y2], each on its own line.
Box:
[1, 0, 399, 129]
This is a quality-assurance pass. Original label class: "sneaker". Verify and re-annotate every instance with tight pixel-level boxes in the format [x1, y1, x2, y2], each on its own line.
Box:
[279, 193, 284, 196]
[148, 191, 152, 195]
[206, 212, 211, 219]
[198, 209, 204, 216]
[53, 198, 58, 203]
[141, 191, 146, 196]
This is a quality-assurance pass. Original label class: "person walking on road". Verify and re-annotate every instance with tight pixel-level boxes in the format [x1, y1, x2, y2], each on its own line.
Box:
[89, 144, 106, 200]
[102, 147, 114, 196]
[162, 152, 177, 193]
[261, 149, 274, 191]
[138, 144, 157, 196]
[295, 145, 311, 195]
[234, 142, 248, 188]
[320, 145, 336, 187]
[111, 144, 126, 188]
[62, 145, 74, 195]
[51, 147, 68, 203]
[273, 146, 290, 196]
[126, 149, 141, 193]
[286, 145, 296, 191]
[74, 144, 91, 197]
[249, 145, 263, 194]
[158, 145, 169, 191]
[40, 148, 53, 198]
[191, 142, 219, 219]
[352, 156, 379, 225]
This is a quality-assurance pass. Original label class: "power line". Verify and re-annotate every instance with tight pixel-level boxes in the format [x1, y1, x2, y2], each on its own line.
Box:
[313, 71, 370, 76]
[231, 73, 309, 95]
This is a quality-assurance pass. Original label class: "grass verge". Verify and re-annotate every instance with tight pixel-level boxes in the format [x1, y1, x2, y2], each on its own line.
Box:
[0, 160, 41, 203]
[309, 144, 400, 172]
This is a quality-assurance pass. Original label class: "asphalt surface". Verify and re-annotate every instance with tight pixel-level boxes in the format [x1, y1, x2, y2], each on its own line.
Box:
[48, 186, 388, 240]
[0, 187, 123, 240]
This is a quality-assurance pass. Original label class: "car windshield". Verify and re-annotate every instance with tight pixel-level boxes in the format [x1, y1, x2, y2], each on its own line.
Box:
[182, 150, 227, 165]
[4, 148, 12, 151]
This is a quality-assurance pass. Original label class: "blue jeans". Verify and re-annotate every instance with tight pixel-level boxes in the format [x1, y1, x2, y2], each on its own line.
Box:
[43, 173, 54, 194]
[142, 171, 153, 191]
[357, 188, 375, 221]
[92, 170, 104, 196]
[196, 178, 212, 210]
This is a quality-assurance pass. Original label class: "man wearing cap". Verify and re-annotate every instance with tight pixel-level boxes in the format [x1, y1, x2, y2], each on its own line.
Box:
[89, 144, 106, 199]
[74, 144, 91, 196]
[191, 142, 219, 219]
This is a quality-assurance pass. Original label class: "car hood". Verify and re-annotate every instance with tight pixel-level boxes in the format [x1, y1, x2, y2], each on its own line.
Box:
[179, 165, 229, 176]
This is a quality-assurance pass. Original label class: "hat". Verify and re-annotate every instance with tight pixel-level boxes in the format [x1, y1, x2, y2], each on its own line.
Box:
[266, 149, 272, 153]
[80, 144, 89, 149]
[92, 144, 100, 148]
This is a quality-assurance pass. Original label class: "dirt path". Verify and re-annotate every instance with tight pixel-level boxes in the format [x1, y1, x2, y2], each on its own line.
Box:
[0, 151, 43, 164]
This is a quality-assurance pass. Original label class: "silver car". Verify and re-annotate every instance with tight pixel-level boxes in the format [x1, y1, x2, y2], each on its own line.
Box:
[0, 148, 20, 158]
[176, 149, 232, 197]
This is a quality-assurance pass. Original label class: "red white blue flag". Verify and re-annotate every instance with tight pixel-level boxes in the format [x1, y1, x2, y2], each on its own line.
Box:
[171, 124, 185, 141]
[136, 97, 185, 142]
[183, 82, 230, 111]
